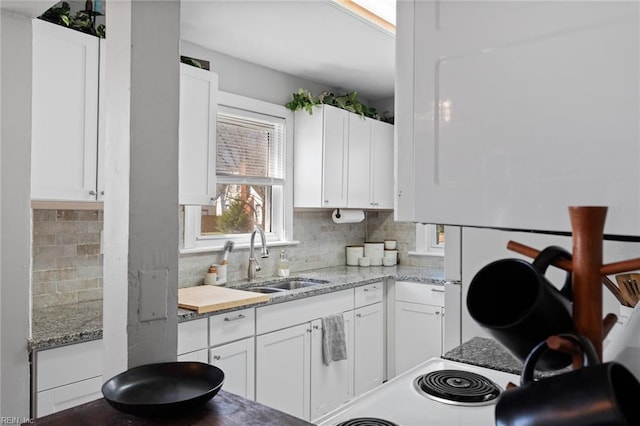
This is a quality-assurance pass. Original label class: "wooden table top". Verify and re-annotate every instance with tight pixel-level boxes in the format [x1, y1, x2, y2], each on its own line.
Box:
[27, 390, 314, 426]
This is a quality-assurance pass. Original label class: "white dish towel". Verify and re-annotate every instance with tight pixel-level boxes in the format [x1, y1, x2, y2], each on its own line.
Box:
[321, 313, 347, 366]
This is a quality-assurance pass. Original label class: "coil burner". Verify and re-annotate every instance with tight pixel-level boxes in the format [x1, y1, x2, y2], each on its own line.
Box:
[414, 369, 502, 406]
[336, 418, 400, 426]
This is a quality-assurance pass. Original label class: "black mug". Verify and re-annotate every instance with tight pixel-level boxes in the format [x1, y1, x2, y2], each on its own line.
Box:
[467, 257, 574, 370]
[495, 334, 640, 426]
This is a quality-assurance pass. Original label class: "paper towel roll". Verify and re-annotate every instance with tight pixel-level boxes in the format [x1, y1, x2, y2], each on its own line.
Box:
[332, 209, 364, 224]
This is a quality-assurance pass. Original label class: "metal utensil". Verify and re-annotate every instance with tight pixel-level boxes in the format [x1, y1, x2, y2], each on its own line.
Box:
[221, 240, 234, 265]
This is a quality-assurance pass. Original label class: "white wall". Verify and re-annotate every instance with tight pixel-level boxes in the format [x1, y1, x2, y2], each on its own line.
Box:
[0, 9, 32, 419]
[180, 40, 391, 111]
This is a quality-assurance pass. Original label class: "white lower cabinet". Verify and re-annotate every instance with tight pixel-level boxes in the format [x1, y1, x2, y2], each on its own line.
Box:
[256, 312, 354, 423]
[310, 312, 354, 422]
[256, 323, 311, 420]
[177, 318, 208, 361]
[354, 302, 384, 396]
[34, 339, 103, 418]
[36, 376, 103, 417]
[255, 289, 356, 422]
[394, 301, 443, 375]
[209, 337, 255, 401]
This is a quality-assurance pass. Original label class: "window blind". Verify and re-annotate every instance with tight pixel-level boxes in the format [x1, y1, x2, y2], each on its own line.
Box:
[216, 109, 285, 180]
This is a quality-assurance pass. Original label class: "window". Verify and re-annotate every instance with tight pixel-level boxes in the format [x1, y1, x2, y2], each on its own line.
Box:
[412, 224, 445, 257]
[182, 92, 294, 252]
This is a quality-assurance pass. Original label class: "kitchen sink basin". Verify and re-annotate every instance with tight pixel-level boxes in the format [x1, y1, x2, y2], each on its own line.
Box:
[245, 278, 331, 294]
[268, 278, 330, 290]
[245, 287, 286, 294]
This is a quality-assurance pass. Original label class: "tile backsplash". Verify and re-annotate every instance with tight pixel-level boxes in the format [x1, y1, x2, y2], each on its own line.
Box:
[178, 210, 444, 287]
[32, 210, 104, 309]
[31, 208, 444, 307]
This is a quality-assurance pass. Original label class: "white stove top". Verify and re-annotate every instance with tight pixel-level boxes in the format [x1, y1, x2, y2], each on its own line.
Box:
[315, 358, 520, 426]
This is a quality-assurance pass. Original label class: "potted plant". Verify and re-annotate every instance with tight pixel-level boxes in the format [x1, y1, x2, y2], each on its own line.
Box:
[285, 88, 393, 123]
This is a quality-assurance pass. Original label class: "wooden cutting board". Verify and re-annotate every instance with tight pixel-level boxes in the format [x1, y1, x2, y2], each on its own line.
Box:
[178, 285, 269, 314]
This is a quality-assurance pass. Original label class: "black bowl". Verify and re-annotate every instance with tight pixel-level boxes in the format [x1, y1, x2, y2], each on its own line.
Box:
[102, 361, 224, 417]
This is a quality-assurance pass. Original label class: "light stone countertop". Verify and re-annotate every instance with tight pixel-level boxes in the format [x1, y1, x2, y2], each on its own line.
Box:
[30, 265, 444, 351]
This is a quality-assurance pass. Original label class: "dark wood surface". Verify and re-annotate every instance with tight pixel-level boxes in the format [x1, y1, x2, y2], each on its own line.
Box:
[27, 390, 314, 426]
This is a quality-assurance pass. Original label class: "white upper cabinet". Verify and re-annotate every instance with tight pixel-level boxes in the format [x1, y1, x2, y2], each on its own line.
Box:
[294, 105, 349, 208]
[295, 105, 394, 209]
[396, 1, 640, 236]
[179, 63, 218, 205]
[347, 116, 394, 210]
[31, 19, 100, 201]
[369, 119, 394, 209]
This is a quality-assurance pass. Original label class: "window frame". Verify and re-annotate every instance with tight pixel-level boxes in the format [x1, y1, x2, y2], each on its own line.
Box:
[181, 91, 295, 254]
[410, 223, 445, 257]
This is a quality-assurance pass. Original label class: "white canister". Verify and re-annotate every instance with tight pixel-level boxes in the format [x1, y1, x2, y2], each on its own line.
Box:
[346, 245, 364, 266]
[384, 249, 399, 264]
[364, 242, 384, 261]
[384, 240, 397, 250]
[204, 272, 218, 285]
[370, 256, 383, 266]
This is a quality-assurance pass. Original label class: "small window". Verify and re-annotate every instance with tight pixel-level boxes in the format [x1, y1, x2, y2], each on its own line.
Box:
[412, 223, 445, 257]
[183, 92, 293, 252]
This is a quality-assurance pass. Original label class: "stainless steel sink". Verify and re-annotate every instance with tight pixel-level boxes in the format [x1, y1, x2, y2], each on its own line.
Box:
[245, 278, 330, 293]
[245, 286, 286, 294]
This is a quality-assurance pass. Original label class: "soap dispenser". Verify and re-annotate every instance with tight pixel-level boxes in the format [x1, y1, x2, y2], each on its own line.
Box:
[278, 249, 290, 277]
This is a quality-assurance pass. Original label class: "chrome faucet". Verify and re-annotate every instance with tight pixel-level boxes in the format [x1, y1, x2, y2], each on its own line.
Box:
[248, 226, 269, 281]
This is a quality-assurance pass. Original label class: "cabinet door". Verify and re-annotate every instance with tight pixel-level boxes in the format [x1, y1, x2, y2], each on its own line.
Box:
[394, 0, 416, 221]
[399, 1, 640, 235]
[31, 19, 99, 201]
[177, 318, 208, 356]
[310, 311, 354, 422]
[256, 323, 311, 420]
[354, 303, 384, 396]
[179, 63, 218, 205]
[96, 38, 106, 201]
[395, 301, 442, 375]
[36, 376, 103, 417]
[322, 106, 350, 207]
[347, 114, 372, 209]
[209, 337, 255, 401]
[370, 120, 394, 209]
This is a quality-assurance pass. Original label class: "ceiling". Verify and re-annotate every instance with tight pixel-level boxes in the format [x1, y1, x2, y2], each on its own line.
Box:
[1, 0, 395, 100]
[180, 0, 396, 101]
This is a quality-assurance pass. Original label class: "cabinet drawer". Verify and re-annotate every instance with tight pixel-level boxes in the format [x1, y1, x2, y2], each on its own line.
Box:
[178, 318, 208, 355]
[177, 348, 208, 363]
[355, 282, 384, 308]
[395, 281, 444, 306]
[256, 289, 354, 335]
[37, 339, 103, 391]
[36, 376, 103, 417]
[209, 308, 255, 347]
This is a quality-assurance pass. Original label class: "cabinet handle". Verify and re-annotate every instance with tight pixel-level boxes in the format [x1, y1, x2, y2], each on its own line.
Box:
[100, 191, 105, 196]
[313, 325, 320, 330]
[431, 288, 445, 293]
[213, 355, 221, 361]
[306, 328, 312, 333]
[364, 286, 378, 292]
[324, 200, 329, 204]
[224, 314, 246, 322]
[356, 313, 362, 318]
[435, 311, 441, 316]
[89, 190, 97, 196]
